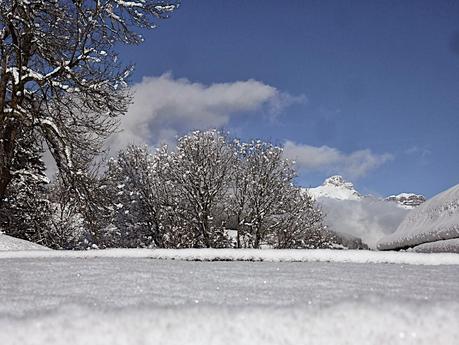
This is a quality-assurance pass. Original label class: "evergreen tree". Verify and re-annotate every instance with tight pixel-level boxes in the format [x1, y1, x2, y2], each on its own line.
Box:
[0, 128, 50, 244]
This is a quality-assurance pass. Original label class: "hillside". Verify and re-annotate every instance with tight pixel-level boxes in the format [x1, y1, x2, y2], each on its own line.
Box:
[378, 183, 459, 251]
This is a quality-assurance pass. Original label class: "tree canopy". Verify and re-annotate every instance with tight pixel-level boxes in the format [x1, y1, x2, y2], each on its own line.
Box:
[0, 0, 179, 200]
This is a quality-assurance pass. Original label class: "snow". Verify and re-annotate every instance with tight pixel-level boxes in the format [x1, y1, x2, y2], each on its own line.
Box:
[385, 193, 426, 209]
[0, 257, 458, 345]
[2, 302, 458, 345]
[0, 248, 458, 265]
[306, 175, 361, 201]
[378, 183, 459, 250]
[412, 238, 459, 253]
[0, 234, 50, 251]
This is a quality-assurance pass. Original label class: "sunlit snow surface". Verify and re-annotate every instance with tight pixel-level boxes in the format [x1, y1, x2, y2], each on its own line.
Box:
[1, 250, 459, 345]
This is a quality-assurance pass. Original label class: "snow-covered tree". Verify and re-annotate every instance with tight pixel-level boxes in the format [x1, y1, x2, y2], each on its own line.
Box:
[46, 176, 87, 249]
[0, 0, 179, 202]
[270, 189, 335, 249]
[0, 127, 50, 244]
[101, 135, 335, 250]
[160, 130, 235, 248]
[228, 140, 297, 248]
[102, 145, 164, 248]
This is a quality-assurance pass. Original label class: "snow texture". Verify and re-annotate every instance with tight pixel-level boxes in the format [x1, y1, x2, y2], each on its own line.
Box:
[412, 238, 459, 253]
[378, 183, 459, 250]
[0, 248, 458, 265]
[0, 257, 458, 345]
[0, 234, 50, 251]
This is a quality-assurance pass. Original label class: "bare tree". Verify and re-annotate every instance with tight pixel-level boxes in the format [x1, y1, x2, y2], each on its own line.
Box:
[103, 145, 165, 248]
[46, 176, 87, 249]
[0, 0, 178, 202]
[161, 130, 235, 248]
[236, 141, 297, 248]
[271, 189, 332, 249]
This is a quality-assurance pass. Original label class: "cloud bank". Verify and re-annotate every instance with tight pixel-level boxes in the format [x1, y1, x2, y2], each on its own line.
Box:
[283, 141, 393, 178]
[108, 73, 301, 152]
[317, 197, 409, 249]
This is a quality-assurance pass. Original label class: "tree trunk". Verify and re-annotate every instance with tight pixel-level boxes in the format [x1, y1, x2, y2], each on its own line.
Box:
[254, 226, 261, 249]
[0, 123, 16, 206]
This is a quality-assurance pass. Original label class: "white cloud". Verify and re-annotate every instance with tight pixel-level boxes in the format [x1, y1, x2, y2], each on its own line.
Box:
[283, 141, 393, 178]
[108, 73, 302, 152]
[317, 197, 409, 249]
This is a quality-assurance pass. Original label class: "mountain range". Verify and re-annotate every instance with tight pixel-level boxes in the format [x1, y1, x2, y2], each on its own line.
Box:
[305, 175, 426, 209]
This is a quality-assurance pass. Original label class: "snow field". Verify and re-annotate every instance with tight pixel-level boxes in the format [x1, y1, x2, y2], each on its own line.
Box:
[1, 255, 458, 344]
[1, 302, 459, 345]
[1, 248, 458, 265]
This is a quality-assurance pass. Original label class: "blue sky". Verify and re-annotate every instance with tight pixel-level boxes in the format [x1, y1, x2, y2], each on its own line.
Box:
[116, 0, 459, 198]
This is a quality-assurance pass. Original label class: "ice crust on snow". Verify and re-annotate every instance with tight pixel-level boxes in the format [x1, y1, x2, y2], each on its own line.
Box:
[378, 183, 459, 251]
[0, 234, 49, 251]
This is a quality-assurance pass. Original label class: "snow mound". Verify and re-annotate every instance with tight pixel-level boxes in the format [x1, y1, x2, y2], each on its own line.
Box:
[412, 238, 459, 253]
[378, 183, 459, 251]
[306, 175, 361, 201]
[0, 234, 49, 251]
[1, 302, 458, 345]
[1, 248, 458, 265]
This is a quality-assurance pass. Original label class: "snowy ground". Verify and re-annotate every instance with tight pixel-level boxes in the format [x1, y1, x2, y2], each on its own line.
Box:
[2, 248, 459, 265]
[0, 233, 49, 251]
[1, 252, 459, 344]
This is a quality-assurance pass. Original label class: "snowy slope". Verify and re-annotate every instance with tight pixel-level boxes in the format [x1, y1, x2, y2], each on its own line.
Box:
[0, 234, 49, 251]
[412, 238, 459, 253]
[306, 175, 361, 201]
[378, 183, 459, 251]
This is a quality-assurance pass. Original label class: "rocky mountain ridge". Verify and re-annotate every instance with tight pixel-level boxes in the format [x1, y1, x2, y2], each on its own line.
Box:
[306, 175, 425, 209]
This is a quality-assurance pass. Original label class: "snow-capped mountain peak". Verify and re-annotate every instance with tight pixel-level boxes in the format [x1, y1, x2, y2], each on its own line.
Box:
[324, 175, 355, 189]
[305, 176, 425, 208]
[307, 175, 361, 201]
[385, 193, 426, 209]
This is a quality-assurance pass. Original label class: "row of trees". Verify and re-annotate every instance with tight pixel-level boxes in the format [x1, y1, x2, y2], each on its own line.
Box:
[0, 2, 340, 250]
[1, 130, 343, 250]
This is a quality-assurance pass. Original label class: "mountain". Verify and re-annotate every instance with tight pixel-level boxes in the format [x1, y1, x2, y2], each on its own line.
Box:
[377, 183, 459, 251]
[306, 175, 361, 201]
[385, 193, 426, 209]
[306, 176, 425, 209]
[304, 176, 425, 249]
